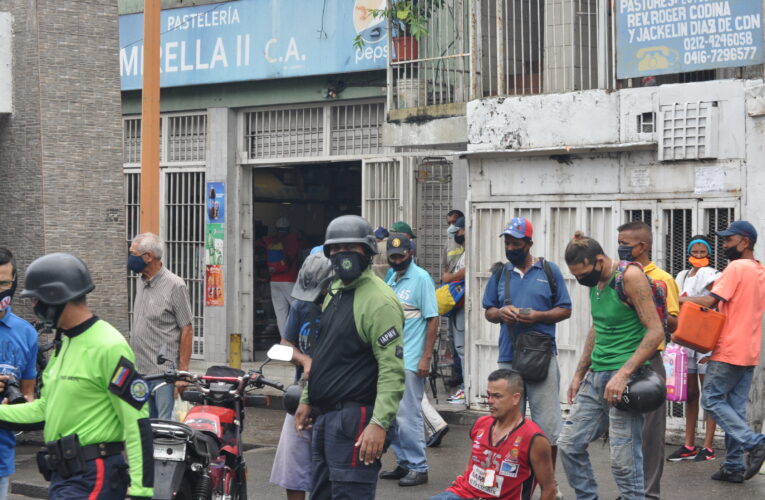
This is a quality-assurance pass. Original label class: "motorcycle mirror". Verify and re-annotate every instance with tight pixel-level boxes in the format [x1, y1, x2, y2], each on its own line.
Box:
[266, 344, 294, 362]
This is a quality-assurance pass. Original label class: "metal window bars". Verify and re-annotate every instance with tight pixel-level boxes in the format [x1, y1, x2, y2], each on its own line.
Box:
[125, 172, 141, 334]
[167, 114, 207, 163]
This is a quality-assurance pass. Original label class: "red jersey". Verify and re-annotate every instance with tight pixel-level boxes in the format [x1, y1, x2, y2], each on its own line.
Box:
[263, 233, 300, 282]
[448, 416, 545, 499]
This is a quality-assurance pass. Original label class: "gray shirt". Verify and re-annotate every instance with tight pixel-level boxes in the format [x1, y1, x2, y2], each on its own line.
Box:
[131, 265, 194, 374]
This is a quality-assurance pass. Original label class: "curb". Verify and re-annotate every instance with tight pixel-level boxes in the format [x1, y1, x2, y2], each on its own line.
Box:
[11, 481, 48, 499]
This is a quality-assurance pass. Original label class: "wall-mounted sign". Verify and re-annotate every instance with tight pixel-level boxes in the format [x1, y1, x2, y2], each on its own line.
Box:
[119, 0, 388, 90]
[206, 265, 225, 306]
[207, 182, 225, 224]
[616, 0, 763, 79]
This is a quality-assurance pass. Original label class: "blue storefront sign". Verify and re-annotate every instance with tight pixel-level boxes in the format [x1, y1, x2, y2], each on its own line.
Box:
[119, 0, 389, 90]
[616, 0, 763, 79]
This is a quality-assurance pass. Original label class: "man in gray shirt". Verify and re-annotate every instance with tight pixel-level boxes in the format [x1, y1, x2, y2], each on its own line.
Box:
[129, 232, 194, 420]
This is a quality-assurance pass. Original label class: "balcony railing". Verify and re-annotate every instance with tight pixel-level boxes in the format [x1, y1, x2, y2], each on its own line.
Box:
[388, 0, 614, 111]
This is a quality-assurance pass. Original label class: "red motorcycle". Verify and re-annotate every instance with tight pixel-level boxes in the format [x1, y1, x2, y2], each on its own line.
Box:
[146, 345, 295, 500]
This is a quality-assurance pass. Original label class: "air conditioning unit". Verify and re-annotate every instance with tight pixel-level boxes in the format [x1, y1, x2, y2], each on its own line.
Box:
[658, 101, 719, 161]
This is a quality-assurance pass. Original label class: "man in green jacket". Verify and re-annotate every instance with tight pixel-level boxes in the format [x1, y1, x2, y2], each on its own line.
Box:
[0, 253, 153, 499]
[295, 215, 405, 499]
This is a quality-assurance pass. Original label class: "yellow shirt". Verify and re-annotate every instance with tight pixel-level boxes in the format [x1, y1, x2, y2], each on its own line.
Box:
[644, 261, 680, 351]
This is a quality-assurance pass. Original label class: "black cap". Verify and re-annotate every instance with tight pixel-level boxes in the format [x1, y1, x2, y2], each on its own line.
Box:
[387, 233, 412, 256]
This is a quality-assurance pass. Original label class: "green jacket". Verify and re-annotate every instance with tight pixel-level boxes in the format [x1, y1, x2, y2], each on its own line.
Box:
[0, 318, 153, 497]
[302, 269, 405, 429]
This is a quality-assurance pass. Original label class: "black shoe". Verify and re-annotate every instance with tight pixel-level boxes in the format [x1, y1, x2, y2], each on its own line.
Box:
[711, 467, 744, 483]
[744, 442, 765, 480]
[380, 465, 409, 480]
[398, 470, 428, 487]
[426, 426, 449, 448]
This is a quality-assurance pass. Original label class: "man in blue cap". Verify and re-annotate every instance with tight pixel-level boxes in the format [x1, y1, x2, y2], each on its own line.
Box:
[482, 217, 571, 483]
[680, 220, 765, 483]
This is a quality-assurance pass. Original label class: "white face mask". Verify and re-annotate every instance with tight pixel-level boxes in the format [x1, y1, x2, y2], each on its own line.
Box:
[447, 224, 457, 237]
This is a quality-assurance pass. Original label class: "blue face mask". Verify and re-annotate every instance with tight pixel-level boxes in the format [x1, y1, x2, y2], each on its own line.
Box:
[128, 254, 148, 273]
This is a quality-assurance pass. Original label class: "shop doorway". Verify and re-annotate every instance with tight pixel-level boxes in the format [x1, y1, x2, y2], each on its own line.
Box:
[251, 162, 362, 349]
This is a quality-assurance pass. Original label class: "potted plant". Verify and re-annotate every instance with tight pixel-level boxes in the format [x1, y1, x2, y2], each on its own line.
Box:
[353, 0, 442, 62]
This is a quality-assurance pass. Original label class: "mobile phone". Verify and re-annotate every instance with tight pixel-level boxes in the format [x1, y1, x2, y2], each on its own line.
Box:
[518, 307, 532, 315]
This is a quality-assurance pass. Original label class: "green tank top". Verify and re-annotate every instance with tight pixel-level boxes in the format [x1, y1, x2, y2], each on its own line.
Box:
[590, 275, 646, 371]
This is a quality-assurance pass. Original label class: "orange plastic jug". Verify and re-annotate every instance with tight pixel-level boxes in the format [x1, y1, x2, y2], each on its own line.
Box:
[672, 301, 726, 353]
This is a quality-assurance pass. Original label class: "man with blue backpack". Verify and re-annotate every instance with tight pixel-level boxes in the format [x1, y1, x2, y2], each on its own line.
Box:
[482, 218, 571, 487]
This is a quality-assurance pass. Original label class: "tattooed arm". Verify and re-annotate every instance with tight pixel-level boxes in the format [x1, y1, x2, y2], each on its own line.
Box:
[567, 326, 595, 404]
[603, 265, 663, 406]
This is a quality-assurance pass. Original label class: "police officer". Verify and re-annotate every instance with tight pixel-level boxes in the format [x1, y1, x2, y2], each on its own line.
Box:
[0, 253, 154, 499]
[295, 215, 405, 499]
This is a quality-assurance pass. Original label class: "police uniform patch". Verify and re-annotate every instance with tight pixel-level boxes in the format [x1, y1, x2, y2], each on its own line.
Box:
[131, 379, 149, 402]
[377, 327, 400, 347]
[109, 356, 148, 410]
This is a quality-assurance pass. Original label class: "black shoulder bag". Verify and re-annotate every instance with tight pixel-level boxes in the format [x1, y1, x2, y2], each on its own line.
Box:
[500, 259, 555, 382]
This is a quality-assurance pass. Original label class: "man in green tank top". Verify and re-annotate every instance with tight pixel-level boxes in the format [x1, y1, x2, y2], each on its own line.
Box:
[557, 234, 664, 500]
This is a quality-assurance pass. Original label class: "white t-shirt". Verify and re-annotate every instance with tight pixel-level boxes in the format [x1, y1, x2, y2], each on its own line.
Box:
[675, 266, 720, 298]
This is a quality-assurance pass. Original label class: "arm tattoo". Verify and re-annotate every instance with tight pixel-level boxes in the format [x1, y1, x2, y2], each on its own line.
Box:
[575, 327, 595, 377]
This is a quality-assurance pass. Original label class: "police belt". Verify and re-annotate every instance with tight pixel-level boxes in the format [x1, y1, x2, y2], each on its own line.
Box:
[38, 435, 124, 480]
[313, 400, 368, 416]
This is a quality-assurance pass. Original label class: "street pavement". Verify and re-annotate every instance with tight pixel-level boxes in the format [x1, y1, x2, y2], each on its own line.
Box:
[7, 358, 765, 498]
[8, 405, 765, 499]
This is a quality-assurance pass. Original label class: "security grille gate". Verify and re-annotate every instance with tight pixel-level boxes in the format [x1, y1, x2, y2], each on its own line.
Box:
[123, 113, 208, 358]
[467, 198, 738, 417]
[243, 100, 385, 161]
[415, 159, 453, 283]
[361, 157, 415, 231]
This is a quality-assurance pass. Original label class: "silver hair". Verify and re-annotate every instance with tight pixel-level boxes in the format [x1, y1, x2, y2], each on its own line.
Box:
[133, 232, 164, 260]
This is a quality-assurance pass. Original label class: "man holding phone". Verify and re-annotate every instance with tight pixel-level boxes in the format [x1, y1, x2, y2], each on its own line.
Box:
[482, 218, 571, 483]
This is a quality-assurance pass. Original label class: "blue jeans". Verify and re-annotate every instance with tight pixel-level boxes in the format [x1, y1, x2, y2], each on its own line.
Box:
[558, 370, 645, 500]
[449, 308, 465, 384]
[390, 370, 428, 472]
[427, 491, 463, 500]
[498, 356, 563, 445]
[0, 475, 8, 500]
[147, 378, 175, 420]
[701, 360, 765, 472]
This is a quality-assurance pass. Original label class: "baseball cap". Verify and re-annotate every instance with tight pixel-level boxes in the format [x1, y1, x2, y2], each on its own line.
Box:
[717, 220, 757, 243]
[386, 233, 412, 256]
[500, 217, 533, 239]
[455, 216, 465, 229]
[374, 226, 389, 240]
[391, 221, 416, 238]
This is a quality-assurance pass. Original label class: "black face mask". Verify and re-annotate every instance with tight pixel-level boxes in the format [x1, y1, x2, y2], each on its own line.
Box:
[388, 256, 412, 272]
[33, 301, 66, 328]
[0, 276, 17, 312]
[617, 245, 637, 262]
[330, 252, 369, 282]
[576, 262, 603, 288]
[454, 234, 465, 245]
[724, 244, 743, 261]
[506, 248, 528, 267]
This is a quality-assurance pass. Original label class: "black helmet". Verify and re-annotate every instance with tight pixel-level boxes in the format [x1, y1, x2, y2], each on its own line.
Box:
[323, 215, 377, 257]
[292, 252, 334, 302]
[21, 253, 95, 305]
[283, 384, 303, 415]
[615, 366, 666, 413]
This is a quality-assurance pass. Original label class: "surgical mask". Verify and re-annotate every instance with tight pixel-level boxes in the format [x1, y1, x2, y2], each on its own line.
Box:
[388, 256, 412, 272]
[33, 301, 65, 328]
[330, 252, 369, 282]
[506, 248, 527, 267]
[454, 234, 465, 245]
[688, 256, 709, 268]
[576, 263, 603, 288]
[724, 245, 743, 261]
[128, 254, 148, 273]
[0, 276, 17, 312]
[618, 245, 637, 262]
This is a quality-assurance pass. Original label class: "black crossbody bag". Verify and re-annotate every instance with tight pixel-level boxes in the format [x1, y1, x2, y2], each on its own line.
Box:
[499, 259, 555, 382]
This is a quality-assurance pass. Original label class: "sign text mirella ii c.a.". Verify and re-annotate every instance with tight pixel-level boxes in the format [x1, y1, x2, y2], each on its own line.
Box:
[118, 0, 388, 90]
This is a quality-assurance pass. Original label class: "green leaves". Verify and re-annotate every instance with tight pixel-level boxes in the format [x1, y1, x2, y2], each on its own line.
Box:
[354, 0, 443, 48]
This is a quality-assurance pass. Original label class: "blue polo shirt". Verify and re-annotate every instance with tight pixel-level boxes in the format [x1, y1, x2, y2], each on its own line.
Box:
[386, 262, 438, 372]
[482, 260, 571, 363]
[0, 307, 38, 476]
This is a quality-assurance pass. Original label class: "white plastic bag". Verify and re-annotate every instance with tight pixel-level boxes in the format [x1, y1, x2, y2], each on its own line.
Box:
[174, 394, 192, 422]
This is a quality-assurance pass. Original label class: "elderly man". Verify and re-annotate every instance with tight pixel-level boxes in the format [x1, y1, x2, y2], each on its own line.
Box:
[129, 232, 194, 420]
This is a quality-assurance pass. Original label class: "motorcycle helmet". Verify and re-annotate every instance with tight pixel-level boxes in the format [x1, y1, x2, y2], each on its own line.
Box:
[21, 253, 95, 305]
[615, 366, 666, 413]
[322, 215, 377, 257]
[292, 252, 334, 302]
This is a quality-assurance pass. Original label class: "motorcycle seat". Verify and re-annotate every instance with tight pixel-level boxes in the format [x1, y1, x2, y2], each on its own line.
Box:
[191, 429, 220, 459]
